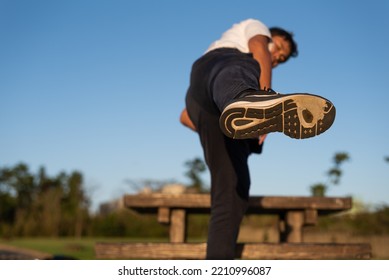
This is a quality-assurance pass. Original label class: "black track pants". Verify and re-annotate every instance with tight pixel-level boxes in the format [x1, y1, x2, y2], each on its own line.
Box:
[185, 48, 263, 259]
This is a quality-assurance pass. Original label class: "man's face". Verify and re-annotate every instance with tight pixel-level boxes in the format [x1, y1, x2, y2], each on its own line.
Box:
[270, 35, 292, 68]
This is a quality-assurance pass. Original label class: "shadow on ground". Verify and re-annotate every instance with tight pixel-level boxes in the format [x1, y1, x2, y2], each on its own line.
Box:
[0, 244, 76, 260]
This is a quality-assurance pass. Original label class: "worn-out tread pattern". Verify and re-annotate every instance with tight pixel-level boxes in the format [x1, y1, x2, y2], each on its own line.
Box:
[220, 95, 336, 140]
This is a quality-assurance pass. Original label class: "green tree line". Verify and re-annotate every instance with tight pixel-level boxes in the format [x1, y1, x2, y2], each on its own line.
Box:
[1, 158, 388, 239]
[0, 163, 89, 237]
[0, 160, 207, 238]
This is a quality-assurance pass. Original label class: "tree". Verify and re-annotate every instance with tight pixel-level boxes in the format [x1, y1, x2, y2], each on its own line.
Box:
[0, 163, 36, 210]
[184, 157, 208, 193]
[0, 163, 38, 235]
[310, 183, 327, 197]
[310, 152, 350, 197]
[328, 152, 350, 185]
[60, 171, 90, 237]
[31, 167, 67, 236]
[0, 163, 90, 237]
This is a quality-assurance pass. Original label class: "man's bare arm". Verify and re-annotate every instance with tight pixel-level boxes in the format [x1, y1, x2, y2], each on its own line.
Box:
[248, 35, 272, 144]
[248, 34, 272, 90]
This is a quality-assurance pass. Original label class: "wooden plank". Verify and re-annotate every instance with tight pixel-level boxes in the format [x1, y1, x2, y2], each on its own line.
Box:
[249, 196, 352, 210]
[124, 194, 210, 209]
[157, 207, 170, 224]
[239, 243, 371, 260]
[170, 209, 186, 243]
[95, 242, 371, 260]
[304, 209, 318, 225]
[124, 194, 352, 214]
[96, 242, 206, 260]
[285, 211, 304, 243]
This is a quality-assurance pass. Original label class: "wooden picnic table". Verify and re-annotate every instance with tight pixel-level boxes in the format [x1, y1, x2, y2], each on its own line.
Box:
[95, 193, 371, 259]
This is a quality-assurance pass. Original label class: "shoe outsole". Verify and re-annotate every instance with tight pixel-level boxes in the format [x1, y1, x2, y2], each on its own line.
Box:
[219, 94, 336, 140]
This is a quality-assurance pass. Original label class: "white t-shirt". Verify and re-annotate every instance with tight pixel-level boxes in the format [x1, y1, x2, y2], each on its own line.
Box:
[206, 19, 272, 53]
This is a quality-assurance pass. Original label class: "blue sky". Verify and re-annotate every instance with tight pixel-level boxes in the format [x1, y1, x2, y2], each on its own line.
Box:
[1, 0, 388, 211]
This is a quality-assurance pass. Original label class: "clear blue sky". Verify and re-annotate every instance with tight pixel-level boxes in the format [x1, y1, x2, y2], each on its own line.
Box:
[1, 0, 388, 211]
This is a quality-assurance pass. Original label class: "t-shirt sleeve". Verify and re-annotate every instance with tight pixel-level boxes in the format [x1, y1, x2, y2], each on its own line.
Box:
[244, 19, 271, 40]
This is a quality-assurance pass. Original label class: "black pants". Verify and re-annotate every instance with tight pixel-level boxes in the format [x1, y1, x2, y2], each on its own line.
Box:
[185, 48, 263, 259]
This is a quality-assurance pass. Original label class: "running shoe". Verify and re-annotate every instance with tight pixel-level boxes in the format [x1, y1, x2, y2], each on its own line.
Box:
[219, 89, 336, 139]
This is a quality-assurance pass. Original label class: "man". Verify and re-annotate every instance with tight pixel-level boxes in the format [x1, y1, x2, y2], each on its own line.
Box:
[180, 19, 335, 259]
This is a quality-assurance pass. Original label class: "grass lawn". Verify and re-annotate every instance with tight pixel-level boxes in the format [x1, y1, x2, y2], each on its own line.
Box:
[1, 237, 168, 260]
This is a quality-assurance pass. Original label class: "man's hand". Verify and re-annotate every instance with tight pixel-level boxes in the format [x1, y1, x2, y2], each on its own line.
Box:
[180, 108, 196, 132]
[259, 134, 267, 145]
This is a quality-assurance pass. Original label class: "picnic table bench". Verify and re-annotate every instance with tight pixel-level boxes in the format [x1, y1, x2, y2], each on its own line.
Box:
[95, 193, 371, 259]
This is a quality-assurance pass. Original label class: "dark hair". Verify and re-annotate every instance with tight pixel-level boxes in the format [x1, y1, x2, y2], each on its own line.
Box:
[269, 27, 298, 60]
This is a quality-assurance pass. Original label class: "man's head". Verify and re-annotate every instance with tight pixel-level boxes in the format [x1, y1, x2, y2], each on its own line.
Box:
[269, 27, 298, 68]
